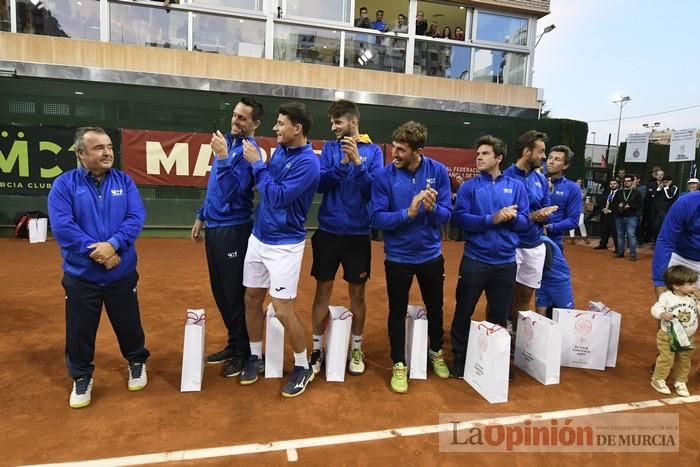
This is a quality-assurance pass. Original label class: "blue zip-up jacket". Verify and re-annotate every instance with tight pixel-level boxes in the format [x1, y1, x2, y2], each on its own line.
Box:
[48, 167, 146, 285]
[251, 143, 320, 245]
[196, 134, 255, 228]
[652, 191, 700, 286]
[370, 156, 451, 263]
[453, 172, 529, 265]
[540, 236, 572, 285]
[546, 176, 581, 247]
[503, 163, 551, 248]
[317, 139, 383, 235]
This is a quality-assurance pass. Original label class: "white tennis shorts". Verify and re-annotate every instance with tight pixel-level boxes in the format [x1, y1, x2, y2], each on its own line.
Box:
[243, 235, 306, 299]
[515, 243, 547, 289]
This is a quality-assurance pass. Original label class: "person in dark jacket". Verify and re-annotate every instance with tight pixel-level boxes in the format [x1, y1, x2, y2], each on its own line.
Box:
[48, 127, 148, 409]
[651, 175, 679, 245]
[612, 175, 643, 260]
[370, 121, 452, 393]
[191, 96, 263, 378]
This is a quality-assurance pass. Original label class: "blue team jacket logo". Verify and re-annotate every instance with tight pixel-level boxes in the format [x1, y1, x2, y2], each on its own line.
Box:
[111, 189, 124, 197]
[426, 177, 436, 185]
[555, 190, 565, 196]
[503, 188, 513, 193]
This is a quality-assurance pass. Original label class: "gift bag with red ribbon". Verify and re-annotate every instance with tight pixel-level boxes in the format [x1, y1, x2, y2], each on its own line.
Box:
[464, 320, 511, 403]
[405, 305, 428, 380]
[180, 309, 206, 392]
[265, 303, 285, 378]
[514, 311, 561, 385]
[325, 306, 354, 382]
[553, 308, 611, 371]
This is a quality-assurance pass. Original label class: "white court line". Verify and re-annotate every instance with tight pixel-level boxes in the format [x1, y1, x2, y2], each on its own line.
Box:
[23, 395, 700, 467]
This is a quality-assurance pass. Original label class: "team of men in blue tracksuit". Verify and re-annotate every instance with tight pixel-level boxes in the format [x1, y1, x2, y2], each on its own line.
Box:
[50, 95, 596, 406]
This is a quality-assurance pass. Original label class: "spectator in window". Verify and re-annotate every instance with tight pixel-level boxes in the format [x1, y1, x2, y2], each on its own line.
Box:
[440, 26, 452, 40]
[372, 9, 388, 32]
[425, 21, 439, 37]
[454, 26, 465, 41]
[415, 10, 428, 36]
[354, 6, 371, 29]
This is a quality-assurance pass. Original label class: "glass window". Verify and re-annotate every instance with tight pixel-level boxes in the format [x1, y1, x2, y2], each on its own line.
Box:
[475, 12, 528, 46]
[416, 1, 467, 39]
[110, 3, 187, 49]
[473, 48, 527, 85]
[190, 0, 261, 11]
[414, 39, 470, 79]
[1, 0, 10, 32]
[344, 31, 406, 74]
[286, 0, 350, 23]
[193, 14, 265, 57]
[15, 0, 100, 40]
[274, 24, 340, 66]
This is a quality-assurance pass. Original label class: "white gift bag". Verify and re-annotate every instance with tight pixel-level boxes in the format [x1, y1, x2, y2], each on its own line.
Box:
[464, 320, 511, 403]
[180, 309, 206, 392]
[587, 301, 622, 367]
[28, 218, 48, 243]
[514, 311, 561, 385]
[405, 305, 428, 380]
[265, 303, 285, 378]
[325, 306, 353, 382]
[553, 308, 611, 371]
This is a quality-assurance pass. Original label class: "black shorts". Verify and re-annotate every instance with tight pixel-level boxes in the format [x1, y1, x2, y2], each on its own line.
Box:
[311, 229, 371, 283]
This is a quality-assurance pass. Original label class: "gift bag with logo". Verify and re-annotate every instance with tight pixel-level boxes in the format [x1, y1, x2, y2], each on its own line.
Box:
[553, 308, 611, 371]
[405, 305, 428, 380]
[180, 309, 206, 392]
[325, 306, 353, 382]
[668, 318, 693, 352]
[28, 218, 48, 243]
[587, 301, 622, 367]
[514, 311, 561, 385]
[265, 303, 285, 378]
[464, 321, 511, 403]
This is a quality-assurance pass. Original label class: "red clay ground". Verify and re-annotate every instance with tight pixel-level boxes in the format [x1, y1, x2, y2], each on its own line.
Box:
[1, 237, 698, 466]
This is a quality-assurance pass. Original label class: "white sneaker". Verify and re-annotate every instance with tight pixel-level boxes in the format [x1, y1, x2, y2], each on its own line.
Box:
[348, 348, 365, 375]
[651, 379, 671, 395]
[674, 382, 690, 397]
[128, 362, 148, 391]
[69, 377, 93, 409]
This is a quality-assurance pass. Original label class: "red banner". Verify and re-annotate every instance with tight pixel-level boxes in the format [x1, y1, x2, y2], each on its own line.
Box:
[120, 129, 477, 188]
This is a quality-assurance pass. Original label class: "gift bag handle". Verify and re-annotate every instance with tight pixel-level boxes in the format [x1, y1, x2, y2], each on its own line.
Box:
[338, 310, 353, 320]
[478, 323, 504, 335]
[185, 311, 207, 324]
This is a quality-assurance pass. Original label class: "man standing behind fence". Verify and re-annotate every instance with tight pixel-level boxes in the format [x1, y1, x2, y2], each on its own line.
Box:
[191, 96, 263, 378]
[48, 127, 148, 409]
[309, 99, 383, 376]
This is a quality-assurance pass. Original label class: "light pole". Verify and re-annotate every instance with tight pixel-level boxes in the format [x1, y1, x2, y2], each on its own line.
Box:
[612, 95, 631, 174]
[643, 122, 661, 142]
[590, 131, 597, 164]
[529, 24, 556, 86]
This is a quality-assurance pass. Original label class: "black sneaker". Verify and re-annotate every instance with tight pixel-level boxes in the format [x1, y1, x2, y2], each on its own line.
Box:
[309, 349, 324, 375]
[206, 347, 236, 365]
[221, 355, 246, 378]
[281, 365, 314, 398]
[450, 355, 465, 378]
[239, 355, 264, 385]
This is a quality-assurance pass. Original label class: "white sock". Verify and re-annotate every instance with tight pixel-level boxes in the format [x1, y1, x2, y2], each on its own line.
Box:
[351, 334, 363, 350]
[250, 341, 262, 358]
[313, 334, 324, 351]
[294, 350, 309, 369]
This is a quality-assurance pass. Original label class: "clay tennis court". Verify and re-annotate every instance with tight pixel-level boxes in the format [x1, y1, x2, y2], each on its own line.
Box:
[2, 237, 698, 466]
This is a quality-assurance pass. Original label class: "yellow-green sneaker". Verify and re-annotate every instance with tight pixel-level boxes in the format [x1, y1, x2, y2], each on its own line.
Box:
[429, 349, 450, 379]
[391, 362, 408, 394]
[348, 348, 365, 375]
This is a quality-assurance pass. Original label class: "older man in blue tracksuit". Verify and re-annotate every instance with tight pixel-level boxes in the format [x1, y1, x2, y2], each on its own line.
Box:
[309, 99, 383, 376]
[543, 145, 581, 251]
[191, 97, 263, 378]
[503, 130, 558, 322]
[239, 102, 320, 398]
[48, 127, 148, 409]
[449, 135, 529, 377]
[370, 121, 452, 394]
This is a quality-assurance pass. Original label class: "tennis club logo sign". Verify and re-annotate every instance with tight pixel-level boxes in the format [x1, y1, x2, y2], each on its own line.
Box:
[624, 133, 649, 163]
[669, 128, 697, 163]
